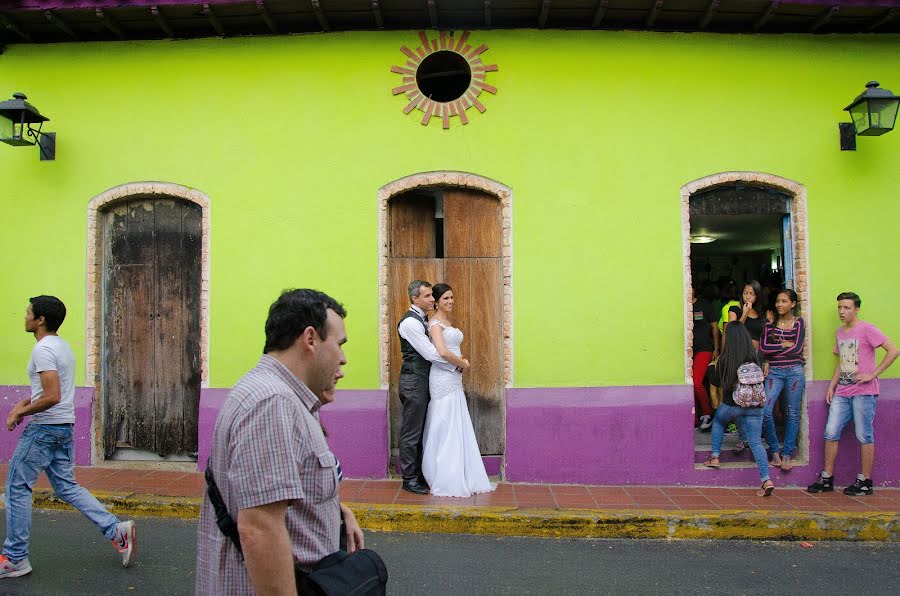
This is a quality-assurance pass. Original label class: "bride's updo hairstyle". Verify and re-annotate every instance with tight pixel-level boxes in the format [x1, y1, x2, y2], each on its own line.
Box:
[432, 283, 453, 307]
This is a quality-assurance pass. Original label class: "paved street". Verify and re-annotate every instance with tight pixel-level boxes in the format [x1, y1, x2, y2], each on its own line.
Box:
[0, 509, 897, 595]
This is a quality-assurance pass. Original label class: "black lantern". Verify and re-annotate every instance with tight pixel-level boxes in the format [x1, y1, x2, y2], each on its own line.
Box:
[839, 81, 900, 151]
[0, 92, 56, 160]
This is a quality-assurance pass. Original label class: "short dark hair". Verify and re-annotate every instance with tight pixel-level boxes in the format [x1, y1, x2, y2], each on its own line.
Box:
[263, 289, 346, 354]
[407, 280, 431, 302]
[29, 295, 66, 332]
[836, 291, 861, 308]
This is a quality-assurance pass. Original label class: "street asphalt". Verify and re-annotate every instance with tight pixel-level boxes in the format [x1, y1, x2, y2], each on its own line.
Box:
[0, 509, 897, 595]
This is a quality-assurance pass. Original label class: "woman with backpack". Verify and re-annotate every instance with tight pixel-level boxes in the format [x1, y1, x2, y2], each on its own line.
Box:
[760, 289, 806, 472]
[702, 322, 774, 496]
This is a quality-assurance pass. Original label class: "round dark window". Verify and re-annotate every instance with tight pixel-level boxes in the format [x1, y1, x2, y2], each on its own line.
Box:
[416, 51, 472, 103]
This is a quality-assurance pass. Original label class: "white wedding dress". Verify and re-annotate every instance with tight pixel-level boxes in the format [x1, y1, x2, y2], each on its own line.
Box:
[422, 320, 496, 497]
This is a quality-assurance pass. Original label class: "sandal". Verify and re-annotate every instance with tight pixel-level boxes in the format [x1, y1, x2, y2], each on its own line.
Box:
[702, 456, 721, 469]
[770, 454, 783, 468]
[757, 480, 775, 497]
[731, 441, 749, 456]
[781, 455, 793, 472]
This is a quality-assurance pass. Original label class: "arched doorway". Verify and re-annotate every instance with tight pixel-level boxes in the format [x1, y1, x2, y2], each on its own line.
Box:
[681, 171, 811, 464]
[88, 183, 209, 462]
[384, 180, 509, 472]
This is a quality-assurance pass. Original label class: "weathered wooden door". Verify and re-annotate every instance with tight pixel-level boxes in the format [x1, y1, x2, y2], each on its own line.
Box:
[388, 188, 504, 459]
[101, 198, 202, 458]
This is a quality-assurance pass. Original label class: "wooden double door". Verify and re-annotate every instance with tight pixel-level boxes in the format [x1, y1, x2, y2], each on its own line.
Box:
[101, 198, 202, 459]
[388, 188, 504, 457]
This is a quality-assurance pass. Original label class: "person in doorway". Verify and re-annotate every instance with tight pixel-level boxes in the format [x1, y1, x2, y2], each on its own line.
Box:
[421, 284, 495, 497]
[691, 283, 720, 432]
[397, 280, 462, 494]
[1, 296, 136, 579]
[726, 280, 764, 455]
[702, 322, 774, 497]
[195, 289, 364, 594]
[807, 292, 898, 496]
[716, 281, 740, 336]
[727, 281, 765, 349]
[759, 289, 806, 472]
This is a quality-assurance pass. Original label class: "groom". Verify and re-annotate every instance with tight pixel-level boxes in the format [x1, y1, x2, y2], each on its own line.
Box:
[397, 280, 455, 494]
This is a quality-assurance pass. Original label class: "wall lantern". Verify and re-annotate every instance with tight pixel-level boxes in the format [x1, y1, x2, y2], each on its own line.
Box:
[690, 235, 716, 244]
[839, 81, 899, 151]
[0, 92, 56, 161]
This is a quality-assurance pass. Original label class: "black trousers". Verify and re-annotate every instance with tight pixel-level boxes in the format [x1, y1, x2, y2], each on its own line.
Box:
[398, 372, 429, 481]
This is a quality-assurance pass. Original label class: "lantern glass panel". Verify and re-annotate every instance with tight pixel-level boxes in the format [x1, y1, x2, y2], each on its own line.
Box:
[0, 115, 12, 140]
[849, 102, 870, 135]
[861, 98, 899, 136]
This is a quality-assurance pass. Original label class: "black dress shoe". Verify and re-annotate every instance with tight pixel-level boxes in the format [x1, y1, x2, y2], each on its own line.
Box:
[402, 479, 429, 494]
[417, 477, 430, 490]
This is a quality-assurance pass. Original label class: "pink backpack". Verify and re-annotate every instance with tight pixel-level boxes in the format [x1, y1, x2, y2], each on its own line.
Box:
[733, 362, 766, 407]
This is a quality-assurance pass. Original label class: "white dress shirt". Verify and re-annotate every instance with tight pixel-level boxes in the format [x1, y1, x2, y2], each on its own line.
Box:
[398, 306, 456, 372]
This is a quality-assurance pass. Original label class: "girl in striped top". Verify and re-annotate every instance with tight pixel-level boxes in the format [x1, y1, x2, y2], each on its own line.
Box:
[760, 289, 806, 471]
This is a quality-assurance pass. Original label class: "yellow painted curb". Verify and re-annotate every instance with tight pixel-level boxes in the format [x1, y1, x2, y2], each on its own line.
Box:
[346, 503, 900, 542]
[14, 491, 898, 541]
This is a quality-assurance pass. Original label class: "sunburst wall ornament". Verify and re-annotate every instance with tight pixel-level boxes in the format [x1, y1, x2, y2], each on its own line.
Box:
[391, 31, 498, 129]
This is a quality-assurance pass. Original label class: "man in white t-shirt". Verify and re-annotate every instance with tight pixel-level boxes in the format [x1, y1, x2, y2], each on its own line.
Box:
[0, 296, 137, 578]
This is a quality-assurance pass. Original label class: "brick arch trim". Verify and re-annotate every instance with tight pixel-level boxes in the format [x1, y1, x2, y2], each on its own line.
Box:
[680, 171, 811, 384]
[378, 171, 513, 388]
[85, 182, 211, 389]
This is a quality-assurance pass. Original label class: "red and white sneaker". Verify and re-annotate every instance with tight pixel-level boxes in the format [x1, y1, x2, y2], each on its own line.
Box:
[112, 520, 136, 567]
[0, 554, 32, 578]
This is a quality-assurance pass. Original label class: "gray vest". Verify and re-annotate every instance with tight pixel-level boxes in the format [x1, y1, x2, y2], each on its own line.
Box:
[398, 310, 431, 378]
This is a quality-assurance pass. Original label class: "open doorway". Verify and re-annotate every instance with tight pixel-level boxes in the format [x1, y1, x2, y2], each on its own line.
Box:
[688, 183, 802, 463]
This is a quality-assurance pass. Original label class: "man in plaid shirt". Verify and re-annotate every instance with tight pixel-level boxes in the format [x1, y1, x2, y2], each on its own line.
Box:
[196, 289, 364, 595]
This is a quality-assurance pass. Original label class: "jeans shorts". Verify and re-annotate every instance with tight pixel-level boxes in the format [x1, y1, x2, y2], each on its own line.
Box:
[824, 394, 878, 444]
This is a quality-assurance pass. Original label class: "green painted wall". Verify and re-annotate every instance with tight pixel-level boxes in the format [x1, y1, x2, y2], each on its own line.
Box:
[0, 31, 898, 389]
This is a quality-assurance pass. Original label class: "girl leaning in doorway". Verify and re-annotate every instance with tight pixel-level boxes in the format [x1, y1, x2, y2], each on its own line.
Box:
[727, 280, 764, 456]
[703, 322, 774, 496]
[760, 289, 806, 472]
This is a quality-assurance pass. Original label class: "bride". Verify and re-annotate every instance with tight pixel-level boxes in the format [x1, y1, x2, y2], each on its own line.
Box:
[422, 283, 495, 497]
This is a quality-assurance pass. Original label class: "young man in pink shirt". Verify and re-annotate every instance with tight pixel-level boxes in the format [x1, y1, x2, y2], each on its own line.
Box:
[808, 292, 898, 496]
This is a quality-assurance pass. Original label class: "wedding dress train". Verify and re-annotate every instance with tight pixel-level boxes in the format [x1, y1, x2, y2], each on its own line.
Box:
[422, 320, 495, 498]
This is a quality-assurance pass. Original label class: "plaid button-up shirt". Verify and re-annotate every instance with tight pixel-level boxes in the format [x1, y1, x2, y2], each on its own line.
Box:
[196, 355, 340, 594]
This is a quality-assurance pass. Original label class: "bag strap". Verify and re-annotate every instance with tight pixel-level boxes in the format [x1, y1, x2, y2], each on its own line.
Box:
[205, 464, 244, 558]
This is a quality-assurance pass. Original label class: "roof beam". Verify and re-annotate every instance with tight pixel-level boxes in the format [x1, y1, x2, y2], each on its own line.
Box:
[203, 4, 225, 36]
[371, 0, 384, 29]
[645, 0, 663, 29]
[96, 8, 125, 40]
[310, 0, 329, 31]
[484, 0, 492, 28]
[591, 0, 608, 28]
[427, 0, 438, 29]
[867, 7, 897, 32]
[44, 10, 78, 40]
[809, 5, 839, 32]
[256, 1, 278, 34]
[151, 5, 175, 37]
[539, 0, 551, 28]
[0, 13, 33, 42]
[753, 1, 779, 32]
[698, 0, 719, 30]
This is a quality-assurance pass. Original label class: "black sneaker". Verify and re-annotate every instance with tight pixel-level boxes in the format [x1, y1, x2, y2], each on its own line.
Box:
[806, 474, 834, 493]
[843, 477, 873, 496]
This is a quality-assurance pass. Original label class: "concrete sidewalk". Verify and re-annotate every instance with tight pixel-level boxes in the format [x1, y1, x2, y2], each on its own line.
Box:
[6, 465, 897, 542]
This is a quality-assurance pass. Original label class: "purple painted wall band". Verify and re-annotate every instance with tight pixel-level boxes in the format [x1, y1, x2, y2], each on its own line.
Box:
[3, 380, 898, 488]
[505, 380, 900, 487]
[0, 386, 94, 467]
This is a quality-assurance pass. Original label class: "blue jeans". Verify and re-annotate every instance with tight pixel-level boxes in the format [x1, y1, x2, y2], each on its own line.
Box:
[824, 394, 878, 444]
[3, 423, 119, 562]
[711, 404, 770, 483]
[763, 364, 805, 457]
